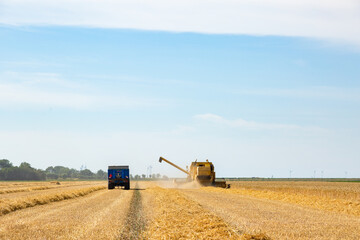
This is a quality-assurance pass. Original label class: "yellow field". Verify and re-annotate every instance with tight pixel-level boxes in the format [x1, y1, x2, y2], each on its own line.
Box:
[0, 181, 359, 239]
[207, 181, 360, 216]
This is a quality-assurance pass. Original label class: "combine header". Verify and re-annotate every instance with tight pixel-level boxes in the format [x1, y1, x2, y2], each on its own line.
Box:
[159, 156, 230, 188]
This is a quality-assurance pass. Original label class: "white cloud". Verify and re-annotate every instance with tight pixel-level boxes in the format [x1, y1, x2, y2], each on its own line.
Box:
[194, 113, 326, 132]
[0, 0, 360, 46]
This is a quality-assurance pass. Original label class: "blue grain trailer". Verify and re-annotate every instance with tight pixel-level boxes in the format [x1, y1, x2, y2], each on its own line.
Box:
[108, 166, 130, 190]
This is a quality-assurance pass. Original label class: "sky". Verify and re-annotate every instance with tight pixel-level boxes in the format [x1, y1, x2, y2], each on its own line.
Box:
[0, 1, 359, 178]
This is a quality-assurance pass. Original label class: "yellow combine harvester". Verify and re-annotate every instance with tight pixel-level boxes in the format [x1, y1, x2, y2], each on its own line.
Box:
[159, 156, 230, 188]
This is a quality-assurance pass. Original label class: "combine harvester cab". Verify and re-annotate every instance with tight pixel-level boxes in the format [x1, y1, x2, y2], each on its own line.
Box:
[159, 156, 230, 188]
[108, 166, 130, 190]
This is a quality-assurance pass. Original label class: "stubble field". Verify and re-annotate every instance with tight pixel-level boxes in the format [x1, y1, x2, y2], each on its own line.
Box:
[0, 180, 359, 239]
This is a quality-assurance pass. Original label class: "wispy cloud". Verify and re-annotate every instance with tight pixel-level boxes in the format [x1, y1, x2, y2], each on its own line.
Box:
[194, 113, 326, 132]
[0, 83, 94, 109]
[0, 72, 165, 109]
[232, 87, 360, 102]
[170, 125, 196, 135]
[1, 71, 83, 89]
[0, 60, 63, 68]
[77, 74, 194, 87]
[0, 0, 360, 47]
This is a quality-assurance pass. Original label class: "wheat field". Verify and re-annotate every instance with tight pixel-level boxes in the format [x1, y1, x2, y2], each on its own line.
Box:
[0, 180, 359, 239]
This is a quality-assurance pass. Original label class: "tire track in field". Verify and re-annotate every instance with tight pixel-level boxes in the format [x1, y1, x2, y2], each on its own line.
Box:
[141, 186, 246, 240]
[119, 183, 146, 240]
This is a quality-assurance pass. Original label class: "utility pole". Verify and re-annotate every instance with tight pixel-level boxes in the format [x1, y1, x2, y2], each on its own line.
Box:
[147, 165, 152, 178]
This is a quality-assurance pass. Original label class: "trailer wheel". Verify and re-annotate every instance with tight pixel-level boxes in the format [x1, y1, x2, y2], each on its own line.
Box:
[108, 183, 114, 190]
[125, 183, 130, 190]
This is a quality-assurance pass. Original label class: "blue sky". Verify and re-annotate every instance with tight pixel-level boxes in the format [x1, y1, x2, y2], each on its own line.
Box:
[0, 1, 359, 178]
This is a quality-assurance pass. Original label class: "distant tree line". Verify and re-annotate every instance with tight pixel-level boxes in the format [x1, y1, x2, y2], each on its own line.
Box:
[0, 159, 106, 181]
[130, 173, 168, 180]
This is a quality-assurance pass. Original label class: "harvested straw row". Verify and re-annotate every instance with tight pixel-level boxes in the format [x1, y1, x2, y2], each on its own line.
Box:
[0, 181, 103, 194]
[229, 181, 360, 201]
[142, 187, 269, 240]
[202, 187, 360, 216]
[0, 186, 52, 194]
[0, 185, 106, 216]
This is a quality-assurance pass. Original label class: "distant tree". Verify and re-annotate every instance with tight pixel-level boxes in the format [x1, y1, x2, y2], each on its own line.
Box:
[162, 175, 169, 180]
[79, 169, 95, 179]
[156, 173, 161, 179]
[96, 170, 106, 179]
[0, 162, 45, 181]
[36, 169, 46, 180]
[46, 166, 54, 173]
[141, 174, 146, 179]
[61, 173, 68, 179]
[45, 166, 81, 179]
[0, 167, 19, 180]
[0, 159, 13, 169]
[134, 174, 140, 180]
[130, 174, 134, 180]
[68, 168, 79, 178]
[53, 166, 70, 176]
[0, 161, 60, 181]
[46, 173, 59, 179]
[19, 162, 32, 169]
